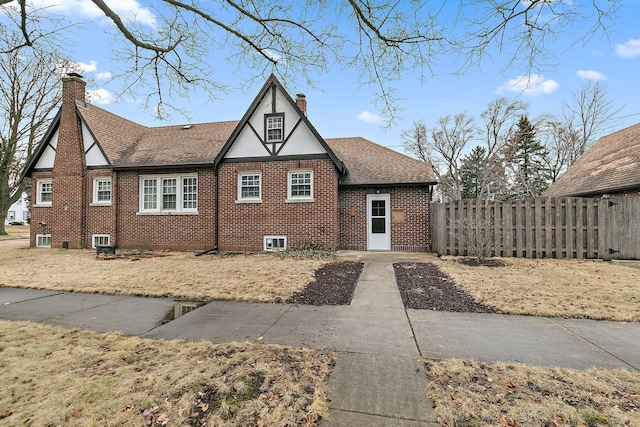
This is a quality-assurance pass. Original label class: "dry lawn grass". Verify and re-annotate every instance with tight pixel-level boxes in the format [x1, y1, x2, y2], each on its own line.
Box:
[0, 238, 330, 302]
[0, 225, 29, 240]
[424, 359, 640, 427]
[439, 257, 640, 322]
[0, 320, 334, 426]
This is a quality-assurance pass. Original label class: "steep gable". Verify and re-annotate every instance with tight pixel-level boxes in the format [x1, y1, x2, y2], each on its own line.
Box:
[543, 123, 640, 197]
[215, 74, 345, 174]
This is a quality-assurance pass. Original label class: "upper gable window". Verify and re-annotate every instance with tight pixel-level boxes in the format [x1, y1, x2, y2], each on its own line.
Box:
[265, 114, 284, 143]
[37, 179, 53, 205]
[93, 178, 112, 204]
[139, 174, 198, 214]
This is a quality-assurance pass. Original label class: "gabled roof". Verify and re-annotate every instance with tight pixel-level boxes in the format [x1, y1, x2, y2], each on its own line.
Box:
[214, 74, 346, 174]
[327, 137, 437, 185]
[543, 123, 640, 197]
[25, 75, 437, 187]
[78, 104, 238, 168]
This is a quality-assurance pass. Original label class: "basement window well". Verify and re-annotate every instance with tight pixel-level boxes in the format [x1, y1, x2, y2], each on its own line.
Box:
[264, 236, 286, 251]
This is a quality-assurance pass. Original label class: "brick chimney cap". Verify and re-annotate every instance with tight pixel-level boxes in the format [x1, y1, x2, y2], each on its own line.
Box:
[296, 93, 306, 98]
[65, 72, 84, 79]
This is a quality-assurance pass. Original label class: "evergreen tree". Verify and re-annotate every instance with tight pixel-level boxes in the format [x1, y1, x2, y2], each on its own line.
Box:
[503, 116, 550, 199]
[460, 146, 486, 199]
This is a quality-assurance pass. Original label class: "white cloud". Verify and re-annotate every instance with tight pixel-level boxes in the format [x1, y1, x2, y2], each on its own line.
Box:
[357, 111, 382, 124]
[32, 0, 156, 26]
[96, 71, 113, 80]
[88, 89, 115, 105]
[576, 70, 607, 81]
[615, 39, 640, 59]
[497, 74, 560, 96]
[75, 60, 98, 73]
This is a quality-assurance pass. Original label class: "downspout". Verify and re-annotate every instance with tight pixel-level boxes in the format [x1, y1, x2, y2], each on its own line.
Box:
[215, 167, 219, 251]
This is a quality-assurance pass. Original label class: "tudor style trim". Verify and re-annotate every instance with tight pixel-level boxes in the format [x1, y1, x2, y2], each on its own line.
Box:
[213, 74, 347, 175]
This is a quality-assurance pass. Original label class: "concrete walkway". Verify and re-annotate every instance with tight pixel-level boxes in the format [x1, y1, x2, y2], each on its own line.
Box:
[2, 251, 640, 426]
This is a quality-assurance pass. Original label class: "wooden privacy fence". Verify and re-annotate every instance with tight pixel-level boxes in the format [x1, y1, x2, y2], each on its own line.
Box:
[430, 197, 640, 260]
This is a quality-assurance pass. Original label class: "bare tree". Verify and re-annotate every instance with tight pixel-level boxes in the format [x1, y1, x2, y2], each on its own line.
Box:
[561, 81, 623, 163]
[0, 0, 621, 122]
[0, 29, 68, 235]
[478, 97, 528, 199]
[403, 113, 477, 201]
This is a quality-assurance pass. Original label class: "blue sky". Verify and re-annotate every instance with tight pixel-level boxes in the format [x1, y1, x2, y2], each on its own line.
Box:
[10, 0, 640, 154]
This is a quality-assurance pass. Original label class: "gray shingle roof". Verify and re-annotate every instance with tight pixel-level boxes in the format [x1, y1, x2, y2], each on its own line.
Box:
[77, 104, 436, 185]
[327, 137, 437, 185]
[543, 123, 640, 197]
[78, 104, 238, 167]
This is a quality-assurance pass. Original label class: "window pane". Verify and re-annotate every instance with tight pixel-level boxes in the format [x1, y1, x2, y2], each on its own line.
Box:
[290, 172, 311, 197]
[162, 178, 177, 210]
[143, 179, 157, 210]
[182, 177, 197, 209]
[372, 218, 386, 233]
[97, 180, 111, 202]
[241, 174, 260, 198]
[372, 200, 385, 217]
[40, 182, 52, 203]
[266, 116, 283, 142]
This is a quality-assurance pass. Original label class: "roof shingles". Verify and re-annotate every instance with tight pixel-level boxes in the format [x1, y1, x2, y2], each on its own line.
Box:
[78, 104, 436, 185]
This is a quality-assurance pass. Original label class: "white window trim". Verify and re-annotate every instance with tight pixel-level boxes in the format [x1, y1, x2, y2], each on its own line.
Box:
[36, 179, 53, 206]
[8, 211, 15, 221]
[237, 172, 262, 203]
[265, 114, 284, 143]
[138, 174, 198, 214]
[36, 234, 51, 248]
[286, 170, 314, 202]
[92, 234, 111, 248]
[92, 177, 112, 205]
[264, 235, 287, 251]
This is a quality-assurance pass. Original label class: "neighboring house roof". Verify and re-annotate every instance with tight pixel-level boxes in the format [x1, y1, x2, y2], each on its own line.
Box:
[327, 137, 437, 185]
[543, 123, 640, 197]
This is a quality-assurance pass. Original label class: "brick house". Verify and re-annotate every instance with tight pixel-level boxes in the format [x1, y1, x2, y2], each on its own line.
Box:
[543, 123, 640, 198]
[23, 73, 437, 252]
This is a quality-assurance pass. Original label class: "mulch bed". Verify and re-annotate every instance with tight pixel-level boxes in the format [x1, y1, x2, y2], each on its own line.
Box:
[393, 262, 497, 313]
[287, 261, 364, 305]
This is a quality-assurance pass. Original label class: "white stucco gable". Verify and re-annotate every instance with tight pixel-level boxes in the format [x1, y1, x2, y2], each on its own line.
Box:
[223, 78, 328, 160]
[82, 121, 108, 167]
[33, 129, 58, 169]
[32, 121, 109, 170]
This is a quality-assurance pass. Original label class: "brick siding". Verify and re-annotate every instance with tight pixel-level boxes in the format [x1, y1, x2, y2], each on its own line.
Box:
[338, 186, 432, 252]
[218, 159, 339, 251]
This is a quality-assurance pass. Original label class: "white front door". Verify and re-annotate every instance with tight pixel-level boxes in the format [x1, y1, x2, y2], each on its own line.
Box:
[367, 194, 390, 251]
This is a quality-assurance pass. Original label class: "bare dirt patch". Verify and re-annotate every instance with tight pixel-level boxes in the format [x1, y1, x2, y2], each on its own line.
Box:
[394, 262, 496, 312]
[287, 261, 363, 305]
[439, 257, 640, 322]
[424, 359, 640, 427]
[0, 320, 334, 426]
[0, 239, 331, 303]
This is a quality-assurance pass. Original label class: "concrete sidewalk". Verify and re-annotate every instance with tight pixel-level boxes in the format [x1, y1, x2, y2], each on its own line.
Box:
[2, 251, 640, 426]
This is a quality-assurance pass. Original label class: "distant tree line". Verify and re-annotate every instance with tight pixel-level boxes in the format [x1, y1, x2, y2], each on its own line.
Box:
[403, 82, 622, 201]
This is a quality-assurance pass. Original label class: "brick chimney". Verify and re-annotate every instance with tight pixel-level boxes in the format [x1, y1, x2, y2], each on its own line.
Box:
[51, 73, 88, 249]
[295, 93, 307, 116]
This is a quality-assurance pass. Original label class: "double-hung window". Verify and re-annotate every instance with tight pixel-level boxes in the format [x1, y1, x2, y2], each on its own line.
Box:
[265, 114, 284, 143]
[287, 170, 313, 201]
[37, 179, 53, 205]
[139, 174, 198, 213]
[237, 172, 262, 202]
[93, 178, 112, 204]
